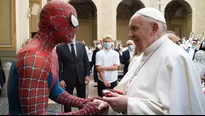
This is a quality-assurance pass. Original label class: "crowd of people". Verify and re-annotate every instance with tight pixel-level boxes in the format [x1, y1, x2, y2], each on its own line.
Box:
[4, 0, 205, 115]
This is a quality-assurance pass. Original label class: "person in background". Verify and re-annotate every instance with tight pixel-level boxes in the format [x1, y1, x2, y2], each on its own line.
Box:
[193, 50, 205, 80]
[81, 40, 93, 72]
[81, 40, 89, 52]
[91, 42, 102, 83]
[121, 40, 135, 76]
[103, 7, 205, 115]
[199, 34, 205, 52]
[166, 30, 180, 44]
[112, 42, 122, 61]
[56, 38, 91, 112]
[87, 46, 93, 73]
[96, 35, 120, 97]
[186, 40, 198, 60]
[128, 50, 143, 71]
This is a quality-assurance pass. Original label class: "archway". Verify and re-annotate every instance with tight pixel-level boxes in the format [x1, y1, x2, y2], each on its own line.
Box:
[116, 0, 144, 46]
[165, 0, 192, 39]
[69, 0, 97, 46]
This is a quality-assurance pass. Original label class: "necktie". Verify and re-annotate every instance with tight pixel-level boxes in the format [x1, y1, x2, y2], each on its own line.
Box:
[71, 43, 76, 58]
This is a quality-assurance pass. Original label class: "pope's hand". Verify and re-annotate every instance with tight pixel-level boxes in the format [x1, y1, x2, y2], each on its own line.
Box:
[103, 93, 128, 113]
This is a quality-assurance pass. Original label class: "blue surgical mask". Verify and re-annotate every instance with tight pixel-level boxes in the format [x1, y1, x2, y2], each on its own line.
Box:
[128, 45, 134, 51]
[191, 45, 195, 49]
[103, 42, 111, 49]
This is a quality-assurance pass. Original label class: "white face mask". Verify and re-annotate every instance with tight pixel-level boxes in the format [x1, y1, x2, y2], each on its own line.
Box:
[128, 45, 134, 51]
[97, 44, 102, 49]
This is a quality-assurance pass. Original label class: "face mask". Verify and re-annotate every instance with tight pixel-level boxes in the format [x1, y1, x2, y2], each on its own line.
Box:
[128, 45, 134, 51]
[97, 44, 102, 49]
[103, 42, 111, 49]
[192, 45, 195, 49]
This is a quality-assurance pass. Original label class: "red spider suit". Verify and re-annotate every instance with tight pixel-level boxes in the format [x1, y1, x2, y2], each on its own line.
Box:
[7, 0, 102, 115]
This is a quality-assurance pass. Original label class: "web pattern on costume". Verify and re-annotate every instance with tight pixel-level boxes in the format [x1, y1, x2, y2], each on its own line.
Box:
[7, 0, 100, 115]
[15, 38, 58, 114]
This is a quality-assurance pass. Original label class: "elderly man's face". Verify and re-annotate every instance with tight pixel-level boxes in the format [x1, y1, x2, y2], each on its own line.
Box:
[128, 14, 155, 53]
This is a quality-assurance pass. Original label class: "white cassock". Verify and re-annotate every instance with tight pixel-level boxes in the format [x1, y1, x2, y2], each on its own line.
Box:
[128, 53, 143, 70]
[109, 35, 205, 115]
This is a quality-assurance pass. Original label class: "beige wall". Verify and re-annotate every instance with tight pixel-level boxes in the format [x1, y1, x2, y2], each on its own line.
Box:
[1, 0, 205, 54]
[195, 0, 205, 37]
[117, 20, 129, 46]
[29, 0, 42, 34]
[0, 0, 10, 45]
[76, 20, 95, 46]
[0, 0, 16, 63]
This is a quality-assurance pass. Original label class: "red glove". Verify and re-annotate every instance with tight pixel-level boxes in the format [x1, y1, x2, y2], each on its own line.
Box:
[81, 102, 101, 115]
[56, 92, 103, 109]
[55, 101, 100, 115]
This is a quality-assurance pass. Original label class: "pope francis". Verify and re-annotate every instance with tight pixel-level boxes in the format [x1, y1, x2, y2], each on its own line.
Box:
[103, 7, 205, 115]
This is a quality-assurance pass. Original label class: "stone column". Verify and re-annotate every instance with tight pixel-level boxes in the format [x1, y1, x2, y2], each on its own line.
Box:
[1, 62, 12, 97]
[16, 0, 30, 53]
[97, 0, 117, 40]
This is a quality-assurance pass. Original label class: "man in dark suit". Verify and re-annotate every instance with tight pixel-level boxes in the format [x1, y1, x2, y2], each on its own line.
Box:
[91, 42, 102, 83]
[199, 40, 205, 52]
[56, 39, 90, 112]
[121, 40, 134, 77]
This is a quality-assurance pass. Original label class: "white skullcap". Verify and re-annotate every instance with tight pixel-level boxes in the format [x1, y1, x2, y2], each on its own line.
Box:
[136, 7, 166, 24]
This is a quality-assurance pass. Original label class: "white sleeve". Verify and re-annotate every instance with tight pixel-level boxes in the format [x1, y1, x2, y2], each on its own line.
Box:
[127, 97, 168, 115]
[95, 52, 101, 66]
[114, 52, 120, 65]
[127, 56, 205, 115]
[166, 56, 205, 115]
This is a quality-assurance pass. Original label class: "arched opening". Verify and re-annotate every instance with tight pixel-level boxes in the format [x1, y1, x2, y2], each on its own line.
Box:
[116, 0, 144, 46]
[69, 0, 97, 46]
[165, 0, 192, 39]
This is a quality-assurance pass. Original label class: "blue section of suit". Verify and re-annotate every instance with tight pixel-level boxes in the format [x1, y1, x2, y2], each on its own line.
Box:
[7, 61, 65, 115]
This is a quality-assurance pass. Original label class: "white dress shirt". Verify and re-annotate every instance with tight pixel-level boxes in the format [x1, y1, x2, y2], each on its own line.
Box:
[67, 42, 77, 57]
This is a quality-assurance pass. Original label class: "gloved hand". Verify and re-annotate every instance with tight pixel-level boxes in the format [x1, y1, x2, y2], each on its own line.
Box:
[86, 96, 103, 102]
[55, 101, 101, 115]
[82, 102, 101, 115]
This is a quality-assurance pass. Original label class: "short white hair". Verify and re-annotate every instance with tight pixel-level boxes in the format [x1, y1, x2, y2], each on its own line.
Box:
[127, 40, 134, 45]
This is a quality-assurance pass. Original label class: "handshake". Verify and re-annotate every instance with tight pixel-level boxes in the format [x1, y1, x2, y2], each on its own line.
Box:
[90, 89, 127, 115]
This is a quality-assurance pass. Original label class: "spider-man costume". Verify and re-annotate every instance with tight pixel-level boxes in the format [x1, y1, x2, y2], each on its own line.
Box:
[7, 0, 102, 115]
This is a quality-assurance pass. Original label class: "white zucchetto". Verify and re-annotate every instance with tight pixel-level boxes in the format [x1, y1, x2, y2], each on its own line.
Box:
[136, 7, 166, 24]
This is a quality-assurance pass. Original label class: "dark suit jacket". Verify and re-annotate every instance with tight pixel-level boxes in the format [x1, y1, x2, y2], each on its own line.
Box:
[120, 49, 130, 76]
[186, 47, 198, 60]
[56, 41, 90, 87]
[199, 42, 205, 51]
[91, 48, 100, 82]
[114, 48, 122, 61]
